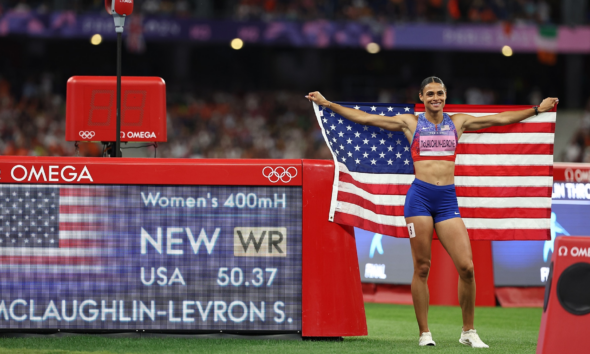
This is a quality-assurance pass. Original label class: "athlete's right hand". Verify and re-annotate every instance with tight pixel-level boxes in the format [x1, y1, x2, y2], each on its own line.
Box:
[306, 91, 329, 106]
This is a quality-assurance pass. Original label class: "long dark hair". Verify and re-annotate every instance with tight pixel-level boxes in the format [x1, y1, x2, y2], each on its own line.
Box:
[420, 76, 446, 95]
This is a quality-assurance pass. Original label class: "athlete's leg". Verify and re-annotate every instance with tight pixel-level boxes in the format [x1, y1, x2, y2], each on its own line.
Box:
[434, 217, 475, 331]
[406, 215, 434, 334]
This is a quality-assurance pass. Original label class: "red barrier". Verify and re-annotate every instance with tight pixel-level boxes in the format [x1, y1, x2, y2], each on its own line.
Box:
[537, 236, 590, 354]
[427, 240, 495, 307]
[0, 157, 367, 337]
[495, 287, 545, 307]
[428, 240, 459, 306]
[362, 241, 496, 307]
[362, 284, 413, 305]
[471, 241, 496, 306]
[0, 156, 302, 186]
[302, 160, 368, 337]
[553, 162, 590, 183]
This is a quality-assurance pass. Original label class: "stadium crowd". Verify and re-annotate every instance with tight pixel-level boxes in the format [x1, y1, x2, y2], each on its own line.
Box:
[229, 0, 556, 24]
[0, 75, 331, 159]
[0, 0, 562, 25]
[1, 73, 588, 161]
[564, 99, 590, 163]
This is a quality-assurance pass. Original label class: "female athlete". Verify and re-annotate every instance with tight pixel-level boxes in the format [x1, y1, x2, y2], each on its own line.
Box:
[306, 77, 558, 348]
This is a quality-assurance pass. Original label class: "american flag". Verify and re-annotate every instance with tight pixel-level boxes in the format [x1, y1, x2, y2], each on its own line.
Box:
[0, 185, 109, 277]
[313, 102, 555, 241]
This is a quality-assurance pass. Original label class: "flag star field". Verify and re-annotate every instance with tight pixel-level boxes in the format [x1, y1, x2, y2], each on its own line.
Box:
[319, 103, 415, 174]
[0, 188, 59, 247]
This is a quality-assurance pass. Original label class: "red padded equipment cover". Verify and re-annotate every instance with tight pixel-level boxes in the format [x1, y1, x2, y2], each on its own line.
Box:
[537, 236, 590, 354]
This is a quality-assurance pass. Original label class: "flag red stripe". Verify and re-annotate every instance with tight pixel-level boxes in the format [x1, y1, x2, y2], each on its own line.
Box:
[457, 143, 553, 155]
[59, 222, 103, 231]
[455, 186, 551, 198]
[338, 192, 550, 218]
[466, 123, 555, 134]
[339, 173, 410, 195]
[455, 165, 553, 176]
[466, 228, 550, 241]
[0, 256, 100, 265]
[60, 205, 107, 214]
[59, 239, 105, 248]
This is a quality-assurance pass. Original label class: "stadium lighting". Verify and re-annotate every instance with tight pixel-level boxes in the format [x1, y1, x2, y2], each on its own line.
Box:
[90, 34, 103, 45]
[231, 38, 244, 50]
[366, 42, 380, 54]
[502, 45, 513, 57]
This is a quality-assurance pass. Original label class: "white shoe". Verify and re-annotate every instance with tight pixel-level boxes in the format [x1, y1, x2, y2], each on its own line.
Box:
[459, 329, 489, 348]
[419, 332, 436, 346]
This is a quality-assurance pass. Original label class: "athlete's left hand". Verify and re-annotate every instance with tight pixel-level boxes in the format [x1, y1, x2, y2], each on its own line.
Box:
[538, 97, 559, 113]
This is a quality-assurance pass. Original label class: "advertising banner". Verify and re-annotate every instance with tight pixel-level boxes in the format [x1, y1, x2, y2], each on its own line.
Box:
[1, 10, 590, 53]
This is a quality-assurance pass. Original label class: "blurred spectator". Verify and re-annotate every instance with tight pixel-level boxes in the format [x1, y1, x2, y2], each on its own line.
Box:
[467, 0, 497, 23]
[157, 89, 329, 160]
[0, 74, 81, 158]
[564, 97, 590, 163]
[528, 87, 543, 106]
[564, 132, 585, 162]
[0, 0, 564, 25]
[465, 87, 495, 105]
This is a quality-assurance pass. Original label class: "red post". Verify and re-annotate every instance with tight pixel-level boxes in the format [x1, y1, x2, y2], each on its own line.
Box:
[428, 240, 459, 305]
[537, 236, 590, 354]
[428, 240, 495, 307]
[301, 160, 368, 337]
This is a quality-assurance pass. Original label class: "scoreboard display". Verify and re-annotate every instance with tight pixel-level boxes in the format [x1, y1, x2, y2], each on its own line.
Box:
[0, 160, 304, 332]
[65, 76, 167, 143]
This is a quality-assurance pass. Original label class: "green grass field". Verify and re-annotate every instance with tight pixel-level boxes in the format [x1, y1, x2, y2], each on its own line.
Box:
[0, 303, 542, 354]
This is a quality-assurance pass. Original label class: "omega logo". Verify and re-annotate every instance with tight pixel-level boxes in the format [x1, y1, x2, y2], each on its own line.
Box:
[121, 131, 157, 139]
[557, 246, 590, 258]
[11, 165, 93, 182]
[565, 168, 590, 182]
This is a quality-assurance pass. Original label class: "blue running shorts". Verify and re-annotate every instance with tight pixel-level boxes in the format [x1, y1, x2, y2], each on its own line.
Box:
[404, 178, 461, 224]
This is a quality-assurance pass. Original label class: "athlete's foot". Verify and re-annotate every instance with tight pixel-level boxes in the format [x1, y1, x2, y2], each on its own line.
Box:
[459, 329, 489, 348]
[419, 332, 436, 346]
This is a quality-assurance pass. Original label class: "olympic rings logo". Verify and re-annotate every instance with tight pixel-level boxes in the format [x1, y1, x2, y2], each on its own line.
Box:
[79, 131, 96, 140]
[262, 166, 298, 183]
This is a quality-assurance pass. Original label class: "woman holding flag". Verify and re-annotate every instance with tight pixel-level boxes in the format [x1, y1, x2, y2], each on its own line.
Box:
[306, 77, 558, 348]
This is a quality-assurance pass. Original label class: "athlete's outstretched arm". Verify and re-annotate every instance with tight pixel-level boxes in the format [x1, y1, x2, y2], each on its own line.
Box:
[454, 97, 558, 133]
[306, 91, 414, 132]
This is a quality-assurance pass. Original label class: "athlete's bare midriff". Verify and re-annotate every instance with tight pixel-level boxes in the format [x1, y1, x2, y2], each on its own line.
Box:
[414, 160, 455, 186]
